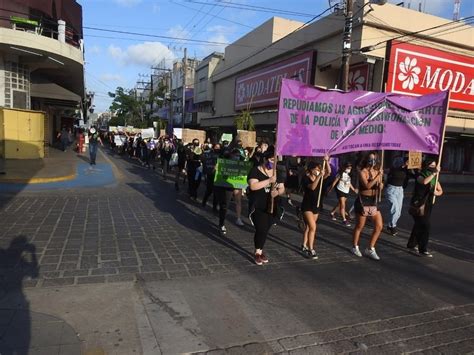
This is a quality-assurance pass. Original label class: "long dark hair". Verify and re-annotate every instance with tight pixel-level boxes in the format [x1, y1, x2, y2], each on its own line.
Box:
[338, 162, 353, 176]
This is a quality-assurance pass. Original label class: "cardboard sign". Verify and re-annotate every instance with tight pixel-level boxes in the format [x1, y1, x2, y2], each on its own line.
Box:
[214, 159, 253, 189]
[220, 133, 233, 144]
[237, 130, 256, 148]
[114, 135, 127, 146]
[141, 128, 154, 139]
[408, 151, 422, 169]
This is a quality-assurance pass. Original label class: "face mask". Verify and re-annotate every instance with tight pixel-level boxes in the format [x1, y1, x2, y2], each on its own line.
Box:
[265, 161, 274, 170]
[427, 166, 437, 173]
[368, 158, 376, 166]
[345, 169, 351, 174]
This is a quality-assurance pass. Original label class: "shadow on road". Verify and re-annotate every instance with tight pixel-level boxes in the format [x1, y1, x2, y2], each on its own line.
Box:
[0, 236, 39, 354]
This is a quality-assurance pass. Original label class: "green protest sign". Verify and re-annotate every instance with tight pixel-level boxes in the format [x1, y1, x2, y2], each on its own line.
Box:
[220, 133, 233, 143]
[214, 159, 252, 189]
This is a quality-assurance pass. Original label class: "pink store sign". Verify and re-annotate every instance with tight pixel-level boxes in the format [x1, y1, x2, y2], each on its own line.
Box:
[234, 51, 315, 111]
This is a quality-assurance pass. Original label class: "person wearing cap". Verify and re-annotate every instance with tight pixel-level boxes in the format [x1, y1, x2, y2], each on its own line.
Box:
[300, 156, 331, 259]
[247, 146, 285, 266]
[385, 156, 409, 236]
[88, 127, 103, 165]
[407, 158, 443, 257]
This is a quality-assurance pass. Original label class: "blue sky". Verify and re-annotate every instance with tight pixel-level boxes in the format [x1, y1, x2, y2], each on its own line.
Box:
[79, 0, 473, 112]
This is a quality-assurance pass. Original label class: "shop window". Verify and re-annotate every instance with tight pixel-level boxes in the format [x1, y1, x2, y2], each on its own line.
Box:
[4, 62, 30, 109]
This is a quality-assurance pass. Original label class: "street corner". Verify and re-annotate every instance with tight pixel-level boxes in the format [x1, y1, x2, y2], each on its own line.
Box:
[0, 161, 116, 192]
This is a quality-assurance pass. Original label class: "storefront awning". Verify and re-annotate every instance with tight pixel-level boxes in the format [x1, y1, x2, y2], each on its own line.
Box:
[31, 81, 81, 102]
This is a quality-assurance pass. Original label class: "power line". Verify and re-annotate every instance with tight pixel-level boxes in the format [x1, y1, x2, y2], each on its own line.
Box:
[183, 0, 318, 18]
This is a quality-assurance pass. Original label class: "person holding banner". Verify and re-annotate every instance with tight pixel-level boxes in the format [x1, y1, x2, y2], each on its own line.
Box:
[407, 158, 443, 257]
[201, 143, 221, 211]
[300, 157, 331, 259]
[247, 146, 285, 266]
[351, 152, 384, 261]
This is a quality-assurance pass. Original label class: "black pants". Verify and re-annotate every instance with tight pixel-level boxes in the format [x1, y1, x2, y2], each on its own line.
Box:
[188, 172, 201, 199]
[249, 209, 273, 250]
[408, 200, 433, 253]
[202, 173, 217, 209]
[214, 186, 231, 227]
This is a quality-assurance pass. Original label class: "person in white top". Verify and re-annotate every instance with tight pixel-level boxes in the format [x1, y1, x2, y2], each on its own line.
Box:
[329, 162, 358, 226]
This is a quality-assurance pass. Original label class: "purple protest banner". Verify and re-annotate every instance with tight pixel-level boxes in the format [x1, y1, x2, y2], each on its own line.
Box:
[276, 79, 449, 157]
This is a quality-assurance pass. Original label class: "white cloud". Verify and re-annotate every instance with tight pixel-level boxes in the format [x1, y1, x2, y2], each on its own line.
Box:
[107, 42, 175, 67]
[88, 45, 101, 55]
[100, 73, 123, 82]
[113, 0, 142, 7]
[167, 25, 191, 44]
[152, 3, 160, 14]
[200, 25, 231, 55]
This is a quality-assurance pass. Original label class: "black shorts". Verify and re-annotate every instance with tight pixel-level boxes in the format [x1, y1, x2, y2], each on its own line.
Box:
[336, 189, 349, 199]
[301, 200, 322, 214]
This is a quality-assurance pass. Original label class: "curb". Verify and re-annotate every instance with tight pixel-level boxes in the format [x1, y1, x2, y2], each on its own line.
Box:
[0, 172, 77, 184]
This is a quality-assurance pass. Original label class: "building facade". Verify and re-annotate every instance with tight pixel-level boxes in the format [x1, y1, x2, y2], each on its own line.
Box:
[199, 0, 474, 174]
[0, 0, 84, 153]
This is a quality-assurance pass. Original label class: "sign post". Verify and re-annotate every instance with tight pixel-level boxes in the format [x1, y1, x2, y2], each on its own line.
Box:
[433, 91, 451, 204]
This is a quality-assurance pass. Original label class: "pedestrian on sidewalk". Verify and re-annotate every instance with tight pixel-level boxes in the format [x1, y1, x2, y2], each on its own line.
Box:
[351, 152, 384, 260]
[88, 127, 103, 165]
[407, 158, 443, 257]
[57, 126, 69, 152]
[187, 146, 202, 200]
[329, 162, 358, 227]
[174, 140, 187, 191]
[385, 156, 409, 236]
[247, 146, 285, 266]
[300, 156, 331, 259]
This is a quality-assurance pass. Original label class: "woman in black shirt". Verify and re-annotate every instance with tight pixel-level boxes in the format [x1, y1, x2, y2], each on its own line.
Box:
[247, 147, 285, 266]
[300, 157, 331, 259]
[407, 158, 443, 257]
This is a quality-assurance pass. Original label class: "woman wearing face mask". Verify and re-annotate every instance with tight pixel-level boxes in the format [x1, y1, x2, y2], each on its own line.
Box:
[351, 152, 384, 260]
[300, 157, 331, 259]
[329, 162, 357, 227]
[230, 148, 245, 226]
[407, 158, 443, 257]
[247, 146, 285, 265]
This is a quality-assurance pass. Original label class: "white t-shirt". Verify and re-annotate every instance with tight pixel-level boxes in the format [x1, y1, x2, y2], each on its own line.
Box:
[336, 172, 351, 194]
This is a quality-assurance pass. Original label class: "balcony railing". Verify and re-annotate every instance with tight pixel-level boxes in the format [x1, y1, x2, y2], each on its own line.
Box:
[5, 15, 81, 49]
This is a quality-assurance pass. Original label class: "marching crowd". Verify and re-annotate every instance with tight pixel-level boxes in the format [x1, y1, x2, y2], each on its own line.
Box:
[88, 127, 443, 266]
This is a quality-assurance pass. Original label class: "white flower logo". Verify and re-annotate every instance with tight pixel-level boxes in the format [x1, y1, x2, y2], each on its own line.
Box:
[348, 70, 365, 91]
[237, 83, 246, 103]
[398, 56, 421, 90]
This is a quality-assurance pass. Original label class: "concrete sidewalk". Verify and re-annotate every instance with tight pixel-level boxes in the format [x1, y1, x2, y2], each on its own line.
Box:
[0, 147, 79, 184]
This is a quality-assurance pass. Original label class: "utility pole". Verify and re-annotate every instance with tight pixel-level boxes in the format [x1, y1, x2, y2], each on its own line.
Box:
[340, 0, 353, 91]
[182, 47, 187, 129]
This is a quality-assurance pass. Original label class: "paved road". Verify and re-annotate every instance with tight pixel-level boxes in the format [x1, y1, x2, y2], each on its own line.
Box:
[0, 148, 472, 354]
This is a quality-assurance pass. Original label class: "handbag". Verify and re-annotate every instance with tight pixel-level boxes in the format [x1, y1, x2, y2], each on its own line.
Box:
[408, 194, 429, 217]
[359, 196, 377, 217]
[169, 152, 179, 166]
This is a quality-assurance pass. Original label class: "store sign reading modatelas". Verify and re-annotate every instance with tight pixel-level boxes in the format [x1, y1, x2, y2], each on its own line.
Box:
[234, 51, 315, 111]
[386, 41, 474, 112]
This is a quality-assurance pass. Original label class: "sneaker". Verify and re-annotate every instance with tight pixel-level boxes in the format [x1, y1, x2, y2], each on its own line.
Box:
[308, 249, 318, 260]
[255, 254, 263, 266]
[301, 244, 309, 253]
[419, 251, 433, 258]
[260, 253, 269, 263]
[407, 246, 419, 253]
[364, 248, 380, 261]
[387, 226, 398, 236]
[235, 218, 244, 226]
[330, 212, 337, 221]
[342, 220, 351, 227]
[351, 246, 363, 257]
[219, 225, 227, 236]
